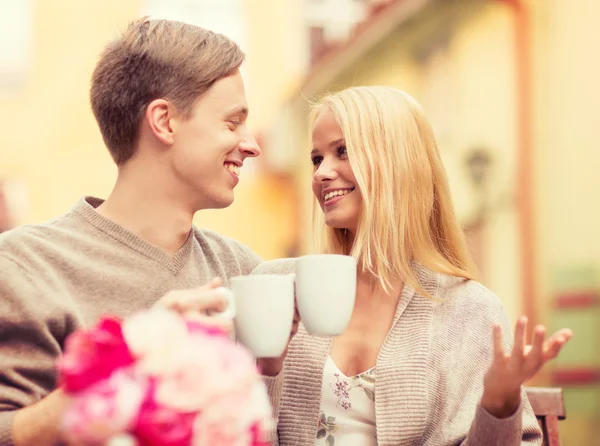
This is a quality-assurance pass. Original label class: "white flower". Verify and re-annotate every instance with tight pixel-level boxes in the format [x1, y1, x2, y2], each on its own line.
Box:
[122, 308, 189, 374]
[106, 433, 138, 446]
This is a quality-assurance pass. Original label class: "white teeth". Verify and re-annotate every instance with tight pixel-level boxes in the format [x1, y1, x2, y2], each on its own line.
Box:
[323, 189, 352, 202]
[225, 162, 240, 176]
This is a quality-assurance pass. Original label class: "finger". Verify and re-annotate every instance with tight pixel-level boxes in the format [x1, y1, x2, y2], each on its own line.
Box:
[184, 312, 234, 334]
[526, 324, 546, 364]
[492, 323, 505, 360]
[158, 279, 222, 307]
[532, 324, 546, 352]
[542, 338, 564, 361]
[204, 277, 223, 290]
[543, 330, 573, 360]
[171, 290, 229, 314]
[544, 329, 573, 349]
[512, 316, 527, 358]
[552, 328, 573, 341]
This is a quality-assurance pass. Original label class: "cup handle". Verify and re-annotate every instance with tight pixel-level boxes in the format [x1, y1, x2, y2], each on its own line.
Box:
[214, 287, 236, 319]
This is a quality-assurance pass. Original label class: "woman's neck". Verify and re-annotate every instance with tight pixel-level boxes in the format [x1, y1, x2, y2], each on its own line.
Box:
[356, 269, 404, 302]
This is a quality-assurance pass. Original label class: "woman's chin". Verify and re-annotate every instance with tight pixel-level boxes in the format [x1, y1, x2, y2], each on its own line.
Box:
[324, 220, 354, 233]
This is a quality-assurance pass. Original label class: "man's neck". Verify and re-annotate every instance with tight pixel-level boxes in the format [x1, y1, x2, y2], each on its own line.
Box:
[97, 172, 196, 255]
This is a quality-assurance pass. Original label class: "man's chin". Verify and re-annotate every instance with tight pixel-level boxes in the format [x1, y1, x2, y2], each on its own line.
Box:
[206, 194, 235, 210]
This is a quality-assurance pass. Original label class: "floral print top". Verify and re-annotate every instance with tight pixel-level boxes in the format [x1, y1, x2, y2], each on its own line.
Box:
[315, 356, 377, 446]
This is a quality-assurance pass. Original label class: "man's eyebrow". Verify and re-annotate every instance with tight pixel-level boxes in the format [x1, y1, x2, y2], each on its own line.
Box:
[226, 105, 249, 118]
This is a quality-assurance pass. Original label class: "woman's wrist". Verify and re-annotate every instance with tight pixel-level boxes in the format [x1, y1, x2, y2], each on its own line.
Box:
[257, 358, 283, 377]
[481, 387, 521, 418]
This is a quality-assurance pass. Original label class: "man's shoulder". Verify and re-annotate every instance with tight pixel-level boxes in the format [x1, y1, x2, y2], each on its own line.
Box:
[0, 211, 80, 269]
[192, 227, 262, 274]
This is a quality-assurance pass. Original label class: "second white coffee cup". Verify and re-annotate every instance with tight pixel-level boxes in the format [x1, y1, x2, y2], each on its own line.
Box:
[295, 254, 356, 336]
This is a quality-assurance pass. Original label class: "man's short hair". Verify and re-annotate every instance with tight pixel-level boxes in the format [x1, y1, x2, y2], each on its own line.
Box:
[90, 18, 245, 165]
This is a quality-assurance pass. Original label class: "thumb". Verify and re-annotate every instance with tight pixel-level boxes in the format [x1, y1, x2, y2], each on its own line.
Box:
[201, 277, 223, 291]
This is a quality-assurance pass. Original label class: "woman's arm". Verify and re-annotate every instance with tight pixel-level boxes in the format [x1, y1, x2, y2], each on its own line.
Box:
[462, 316, 571, 446]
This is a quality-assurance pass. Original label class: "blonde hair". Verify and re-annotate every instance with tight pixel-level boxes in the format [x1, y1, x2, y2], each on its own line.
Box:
[309, 86, 476, 297]
[90, 17, 244, 165]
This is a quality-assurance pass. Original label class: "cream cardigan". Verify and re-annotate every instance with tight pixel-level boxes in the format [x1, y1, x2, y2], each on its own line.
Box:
[253, 258, 542, 446]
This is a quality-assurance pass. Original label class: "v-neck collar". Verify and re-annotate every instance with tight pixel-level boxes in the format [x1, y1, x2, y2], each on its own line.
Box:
[72, 196, 194, 274]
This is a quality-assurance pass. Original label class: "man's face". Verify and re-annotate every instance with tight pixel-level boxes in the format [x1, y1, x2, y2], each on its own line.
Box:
[169, 69, 260, 210]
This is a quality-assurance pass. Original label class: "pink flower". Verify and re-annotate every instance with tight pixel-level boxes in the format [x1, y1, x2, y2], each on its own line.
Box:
[58, 317, 134, 393]
[249, 422, 271, 446]
[191, 381, 272, 446]
[59, 309, 274, 446]
[133, 382, 196, 446]
[62, 369, 147, 445]
[122, 308, 190, 375]
[154, 333, 258, 413]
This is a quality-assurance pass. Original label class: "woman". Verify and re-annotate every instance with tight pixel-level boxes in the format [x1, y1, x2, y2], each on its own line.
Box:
[254, 86, 572, 445]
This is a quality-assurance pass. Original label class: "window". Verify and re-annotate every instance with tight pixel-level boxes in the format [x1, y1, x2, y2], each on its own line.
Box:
[143, 0, 246, 49]
[0, 0, 32, 92]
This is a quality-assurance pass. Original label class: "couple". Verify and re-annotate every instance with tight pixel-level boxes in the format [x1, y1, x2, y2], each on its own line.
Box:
[0, 18, 570, 446]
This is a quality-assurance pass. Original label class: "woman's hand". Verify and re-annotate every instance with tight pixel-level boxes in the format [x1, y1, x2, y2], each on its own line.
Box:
[481, 316, 572, 418]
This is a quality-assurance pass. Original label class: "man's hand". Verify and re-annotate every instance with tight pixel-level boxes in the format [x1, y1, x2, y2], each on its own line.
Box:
[12, 388, 71, 446]
[154, 277, 234, 335]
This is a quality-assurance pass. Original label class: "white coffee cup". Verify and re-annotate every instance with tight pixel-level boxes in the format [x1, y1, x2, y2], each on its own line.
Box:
[230, 274, 295, 358]
[295, 254, 356, 336]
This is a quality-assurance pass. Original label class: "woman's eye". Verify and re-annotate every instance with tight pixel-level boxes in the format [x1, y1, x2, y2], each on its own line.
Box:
[338, 145, 348, 159]
[311, 156, 323, 166]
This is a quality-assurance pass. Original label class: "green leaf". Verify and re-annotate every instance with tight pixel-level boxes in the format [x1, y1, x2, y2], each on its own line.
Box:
[364, 388, 376, 401]
[326, 435, 335, 446]
[320, 413, 326, 423]
[327, 416, 336, 423]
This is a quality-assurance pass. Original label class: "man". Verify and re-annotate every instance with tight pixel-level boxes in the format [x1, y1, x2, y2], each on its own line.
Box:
[0, 18, 263, 446]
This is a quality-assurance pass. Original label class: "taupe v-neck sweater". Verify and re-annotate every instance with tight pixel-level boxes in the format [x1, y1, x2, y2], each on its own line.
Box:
[253, 258, 543, 446]
[0, 197, 262, 446]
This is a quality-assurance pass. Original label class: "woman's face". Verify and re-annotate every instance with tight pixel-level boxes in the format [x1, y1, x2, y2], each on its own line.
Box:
[311, 108, 361, 234]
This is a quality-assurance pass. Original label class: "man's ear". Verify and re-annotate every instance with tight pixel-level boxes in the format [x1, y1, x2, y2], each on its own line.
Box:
[145, 99, 176, 145]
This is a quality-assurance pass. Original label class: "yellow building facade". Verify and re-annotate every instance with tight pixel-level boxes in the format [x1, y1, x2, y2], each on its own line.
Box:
[0, 0, 300, 260]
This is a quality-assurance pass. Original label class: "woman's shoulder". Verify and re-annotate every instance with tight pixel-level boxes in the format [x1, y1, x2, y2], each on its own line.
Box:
[251, 257, 297, 275]
[434, 273, 508, 324]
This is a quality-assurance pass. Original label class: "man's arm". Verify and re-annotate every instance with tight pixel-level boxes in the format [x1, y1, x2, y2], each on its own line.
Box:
[0, 257, 71, 446]
[9, 390, 70, 446]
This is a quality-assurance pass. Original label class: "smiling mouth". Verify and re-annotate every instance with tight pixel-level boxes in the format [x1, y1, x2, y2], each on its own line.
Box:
[224, 162, 240, 177]
[323, 188, 355, 203]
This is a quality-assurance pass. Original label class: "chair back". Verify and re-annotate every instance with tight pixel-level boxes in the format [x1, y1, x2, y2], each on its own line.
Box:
[525, 387, 566, 446]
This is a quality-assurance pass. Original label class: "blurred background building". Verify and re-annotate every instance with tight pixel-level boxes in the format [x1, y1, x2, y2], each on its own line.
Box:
[1, 0, 598, 443]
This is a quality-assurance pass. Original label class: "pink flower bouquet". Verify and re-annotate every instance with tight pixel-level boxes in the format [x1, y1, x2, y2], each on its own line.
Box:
[57, 309, 273, 446]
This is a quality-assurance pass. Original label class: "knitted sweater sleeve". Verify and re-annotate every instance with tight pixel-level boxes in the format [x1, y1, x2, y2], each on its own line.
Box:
[0, 256, 67, 446]
[459, 298, 542, 446]
[425, 283, 543, 446]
